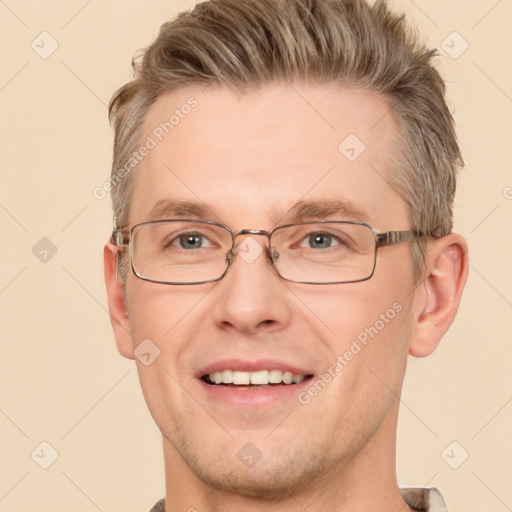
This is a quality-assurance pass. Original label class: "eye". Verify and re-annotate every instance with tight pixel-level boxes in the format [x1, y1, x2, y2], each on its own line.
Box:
[299, 232, 342, 249]
[169, 232, 213, 250]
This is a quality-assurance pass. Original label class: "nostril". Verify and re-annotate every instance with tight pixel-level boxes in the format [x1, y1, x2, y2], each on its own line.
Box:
[257, 319, 277, 330]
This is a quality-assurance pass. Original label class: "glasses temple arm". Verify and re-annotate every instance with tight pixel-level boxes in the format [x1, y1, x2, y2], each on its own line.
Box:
[376, 231, 430, 247]
[111, 228, 131, 246]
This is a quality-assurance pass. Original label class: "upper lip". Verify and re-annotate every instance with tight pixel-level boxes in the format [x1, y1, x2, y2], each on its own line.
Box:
[196, 359, 314, 378]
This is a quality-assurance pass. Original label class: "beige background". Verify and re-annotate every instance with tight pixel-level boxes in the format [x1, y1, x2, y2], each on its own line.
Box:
[1, 0, 511, 510]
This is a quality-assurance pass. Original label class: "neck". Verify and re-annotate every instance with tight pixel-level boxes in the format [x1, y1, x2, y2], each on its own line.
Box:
[161, 401, 412, 512]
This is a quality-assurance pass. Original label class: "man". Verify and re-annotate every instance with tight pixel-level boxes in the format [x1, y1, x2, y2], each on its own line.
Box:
[104, 0, 468, 510]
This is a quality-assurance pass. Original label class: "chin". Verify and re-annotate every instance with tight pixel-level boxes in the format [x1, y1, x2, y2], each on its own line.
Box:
[193, 463, 314, 498]
[175, 435, 332, 499]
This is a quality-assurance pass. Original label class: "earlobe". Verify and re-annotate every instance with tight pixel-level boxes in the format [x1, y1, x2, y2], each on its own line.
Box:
[409, 234, 469, 357]
[104, 243, 135, 360]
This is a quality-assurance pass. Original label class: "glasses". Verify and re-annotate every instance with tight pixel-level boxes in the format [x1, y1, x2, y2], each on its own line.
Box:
[111, 219, 428, 285]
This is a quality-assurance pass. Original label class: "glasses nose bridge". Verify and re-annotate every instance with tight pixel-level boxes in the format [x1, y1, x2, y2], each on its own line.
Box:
[232, 228, 271, 240]
[231, 228, 272, 249]
[227, 228, 274, 263]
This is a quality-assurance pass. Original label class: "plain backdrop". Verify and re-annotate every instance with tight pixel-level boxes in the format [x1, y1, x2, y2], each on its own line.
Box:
[1, 0, 511, 511]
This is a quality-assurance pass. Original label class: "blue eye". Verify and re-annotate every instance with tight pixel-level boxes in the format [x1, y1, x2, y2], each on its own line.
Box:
[171, 233, 212, 249]
[300, 232, 341, 249]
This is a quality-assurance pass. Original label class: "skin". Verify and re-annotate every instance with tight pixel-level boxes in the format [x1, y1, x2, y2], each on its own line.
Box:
[104, 83, 468, 511]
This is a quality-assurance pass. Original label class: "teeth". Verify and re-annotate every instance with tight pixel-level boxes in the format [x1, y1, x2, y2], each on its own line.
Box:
[269, 369, 283, 383]
[207, 369, 307, 386]
[250, 370, 269, 385]
[232, 371, 250, 385]
[282, 371, 293, 384]
[221, 369, 233, 384]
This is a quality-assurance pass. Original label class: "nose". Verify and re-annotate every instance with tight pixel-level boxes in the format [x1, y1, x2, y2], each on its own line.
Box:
[211, 234, 292, 335]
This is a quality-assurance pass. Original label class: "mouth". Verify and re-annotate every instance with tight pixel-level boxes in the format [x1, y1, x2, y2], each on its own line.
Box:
[201, 369, 314, 389]
[196, 359, 315, 406]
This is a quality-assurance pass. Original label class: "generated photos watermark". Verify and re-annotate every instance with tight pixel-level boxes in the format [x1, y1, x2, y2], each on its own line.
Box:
[93, 96, 198, 200]
[298, 301, 403, 405]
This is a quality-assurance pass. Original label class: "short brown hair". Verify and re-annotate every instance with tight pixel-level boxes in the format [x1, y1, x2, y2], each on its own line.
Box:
[109, 0, 463, 282]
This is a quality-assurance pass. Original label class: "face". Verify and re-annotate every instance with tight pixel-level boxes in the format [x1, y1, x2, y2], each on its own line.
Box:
[120, 83, 419, 495]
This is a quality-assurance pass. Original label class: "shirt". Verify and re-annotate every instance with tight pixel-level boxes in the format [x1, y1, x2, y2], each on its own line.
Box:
[149, 487, 449, 511]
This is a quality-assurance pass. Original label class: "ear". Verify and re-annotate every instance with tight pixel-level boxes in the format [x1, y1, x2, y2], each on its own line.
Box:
[409, 234, 469, 357]
[104, 242, 134, 360]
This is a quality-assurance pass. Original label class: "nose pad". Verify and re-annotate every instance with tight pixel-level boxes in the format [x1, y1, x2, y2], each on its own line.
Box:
[224, 238, 278, 275]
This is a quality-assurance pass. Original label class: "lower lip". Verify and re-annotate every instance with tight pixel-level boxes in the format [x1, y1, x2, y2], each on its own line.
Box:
[197, 378, 313, 407]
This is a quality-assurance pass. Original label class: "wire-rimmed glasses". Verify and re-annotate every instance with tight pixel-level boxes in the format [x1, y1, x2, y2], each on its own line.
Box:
[111, 219, 428, 285]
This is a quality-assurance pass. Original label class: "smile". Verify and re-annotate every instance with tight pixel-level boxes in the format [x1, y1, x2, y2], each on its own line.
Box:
[202, 369, 313, 387]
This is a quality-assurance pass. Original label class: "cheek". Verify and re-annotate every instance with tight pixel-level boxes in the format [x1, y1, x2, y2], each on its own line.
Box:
[292, 279, 409, 342]
[125, 283, 197, 400]
[324, 302, 413, 443]
[298, 283, 413, 398]
[337, 299, 413, 410]
[126, 278, 209, 343]
[125, 283, 205, 432]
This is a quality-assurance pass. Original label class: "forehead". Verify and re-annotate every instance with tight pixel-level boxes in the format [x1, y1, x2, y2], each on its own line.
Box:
[130, 83, 408, 229]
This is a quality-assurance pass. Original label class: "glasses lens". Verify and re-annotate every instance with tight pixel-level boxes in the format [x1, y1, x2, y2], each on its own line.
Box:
[271, 222, 376, 283]
[131, 221, 232, 283]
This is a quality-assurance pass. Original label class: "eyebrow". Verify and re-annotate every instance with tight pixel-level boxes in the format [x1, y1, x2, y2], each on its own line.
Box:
[283, 199, 370, 223]
[146, 199, 215, 221]
[145, 198, 370, 225]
